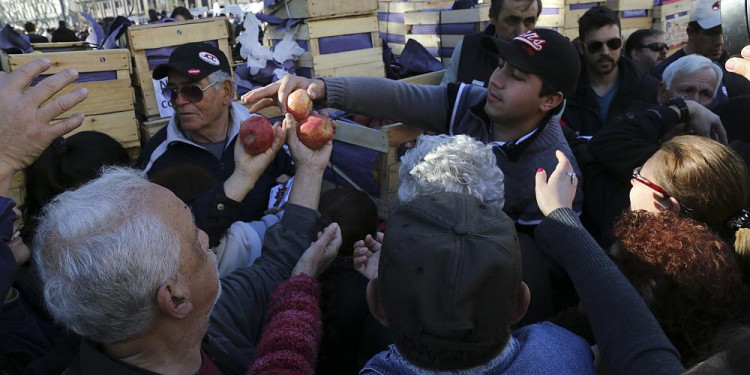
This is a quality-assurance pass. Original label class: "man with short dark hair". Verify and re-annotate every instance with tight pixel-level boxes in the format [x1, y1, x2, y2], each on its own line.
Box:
[561, 6, 658, 136]
[245, 28, 584, 229]
[625, 29, 667, 73]
[360, 192, 597, 374]
[23, 22, 48, 43]
[441, 0, 542, 86]
[137, 42, 292, 247]
[51, 21, 78, 42]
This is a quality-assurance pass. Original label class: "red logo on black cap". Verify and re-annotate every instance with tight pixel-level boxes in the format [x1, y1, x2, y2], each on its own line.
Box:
[188, 69, 201, 75]
[199, 51, 220, 66]
[514, 31, 546, 52]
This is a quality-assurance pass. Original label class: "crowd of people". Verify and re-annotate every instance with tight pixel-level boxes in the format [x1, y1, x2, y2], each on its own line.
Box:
[3, 0, 750, 374]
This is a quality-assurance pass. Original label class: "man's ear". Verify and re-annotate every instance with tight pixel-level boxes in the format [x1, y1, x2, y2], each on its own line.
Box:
[539, 92, 564, 113]
[157, 279, 194, 320]
[509, 282, 531, 324]
[222, 80, 233, 104]
[657, 82, 668, 104]
[576, 40, 585, 55]
[366, 278, 388, 327]
[489, 8, 498, 26]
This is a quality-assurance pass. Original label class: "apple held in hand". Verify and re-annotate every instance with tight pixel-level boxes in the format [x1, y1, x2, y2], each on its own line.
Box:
[239, 115, 274, 155]
[297, 113, 335, 150]
[287, 89, 313, 121]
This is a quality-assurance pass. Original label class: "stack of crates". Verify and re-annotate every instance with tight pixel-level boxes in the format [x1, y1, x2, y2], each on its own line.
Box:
[604, 0, 654, 40]
[536, 0, 566, 32]
[377, 0, 455, 55]
[264, 0, 385, 78]
[562, 0, 604, 40]
[653, 0, 693, 54]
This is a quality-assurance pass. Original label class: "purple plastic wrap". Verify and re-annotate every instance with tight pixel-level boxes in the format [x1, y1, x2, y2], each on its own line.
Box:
[425, 46, 454, 58]
[380, 32, 406, 44]
[541, 7, 561, 15]
[318, 32, 373, 54]
[622, 9, 649, 18]
[377, 12, 406, 23]
[569, 2, 599, 10]
[324, 139, 380, 197]
[410, 23, 477, 35]
[31, 71, 118, 86]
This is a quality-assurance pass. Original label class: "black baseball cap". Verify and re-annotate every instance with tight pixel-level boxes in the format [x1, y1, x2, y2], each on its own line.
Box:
[380, 192, 522, 351]
[482, 29, 580, 97]
[152, 42, 231, 81]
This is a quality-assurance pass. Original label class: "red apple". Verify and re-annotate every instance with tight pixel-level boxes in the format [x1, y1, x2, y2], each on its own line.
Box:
[239, 115, 274, 155]
[287, 89, 313, 121]
[297, 113, 335, 150]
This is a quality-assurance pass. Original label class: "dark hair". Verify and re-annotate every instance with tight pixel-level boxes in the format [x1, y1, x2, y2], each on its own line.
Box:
[148, 9, 159, 22]
[150, 164, 217, 203]
[21, 132, 130, 241]
[390, 323, 509, 370]
[24, 22, 36, 33]
[318, 187, 378, 257]
[171, 6, 194, 20]
[625, 29, 664, 57]
[490, 0, 543, 18]
[578, 6, 620, 41]
[612, 210, 743, 365]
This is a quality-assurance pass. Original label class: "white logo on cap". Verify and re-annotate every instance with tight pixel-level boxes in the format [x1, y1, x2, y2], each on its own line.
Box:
[514, 31, 546, 52]
[199, 51, 220, 66]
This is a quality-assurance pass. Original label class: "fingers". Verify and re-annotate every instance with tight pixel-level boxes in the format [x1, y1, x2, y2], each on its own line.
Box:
[551, 150, 572, 178]
[307, 79, 326, 101]
[714, 122, 728, 145]
[727, 56, 750, 80]
[50, 113, 85, 139]
[4, 59, 51, 92]
[534, 167, 548, 197]
[364, 234, 382, 252]
[37, 87, 88, 123]
[241, 81, 281, 105]
[375, 231, 384, 243]
[247, 97, 277, 113]
[27, 69, 80, 108]
[277, 76, 297, 114]
[269, 118, 289, 153]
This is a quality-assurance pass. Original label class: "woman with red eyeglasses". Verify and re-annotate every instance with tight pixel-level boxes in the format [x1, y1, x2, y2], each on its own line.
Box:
[532, 135, 749, 371]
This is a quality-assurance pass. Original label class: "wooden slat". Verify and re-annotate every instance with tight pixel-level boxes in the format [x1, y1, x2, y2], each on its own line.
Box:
[404, 4, 490, 25]
[2, 49, 130, 74]
[127, 18, 229, 51]
[379, 21, 408, 35]
[68, 111, 141, 149]
[268, 0, 378, 20]
[400, 70, 446, 85]
[604, 0, 653, 11]
[307, 14, 379, 38]
[314, 60, 385, 78]
[312, 47, 382, 71]
[50, 79, 134, 119]
[333, 121, 389, 152]
[378, 0, 454, 13]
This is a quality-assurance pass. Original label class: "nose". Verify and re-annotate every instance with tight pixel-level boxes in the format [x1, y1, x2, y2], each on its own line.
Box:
[174, 89, 190, 106]
[683, 92, 699, 102]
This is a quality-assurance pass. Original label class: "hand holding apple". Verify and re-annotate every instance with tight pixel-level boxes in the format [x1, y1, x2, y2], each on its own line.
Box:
[286, 113, 332, 173]
[287, 89, 313, 121]
[297, 113, 335, 151]
[239, 115, 274, 155]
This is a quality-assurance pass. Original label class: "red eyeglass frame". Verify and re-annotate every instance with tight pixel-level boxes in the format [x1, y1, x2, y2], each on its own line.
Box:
[632, 167, 671, 197]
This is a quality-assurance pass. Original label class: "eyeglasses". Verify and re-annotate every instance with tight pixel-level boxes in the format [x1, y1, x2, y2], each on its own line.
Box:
[632, 167, 671, 198]
[638, 42, 668, 52]
[163, 81, 218, 103]
[585, 38, 622, 53]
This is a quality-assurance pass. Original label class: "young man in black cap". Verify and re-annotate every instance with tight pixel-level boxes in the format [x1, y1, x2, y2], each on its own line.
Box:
[244, 28, 583, 230]
[137, 42, 292, 247]
[359, 191, 597, 374]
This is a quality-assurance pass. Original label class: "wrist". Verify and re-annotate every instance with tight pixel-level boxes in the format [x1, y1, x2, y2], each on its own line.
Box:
[224, 172, 256, 203]
[665, 97, 689, 122]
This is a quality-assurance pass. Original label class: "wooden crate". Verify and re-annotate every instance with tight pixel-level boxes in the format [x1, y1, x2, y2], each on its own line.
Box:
[31, 42, 93, 52]
[537, 6, 565, 28]
[403, 4, 491, 61]
[604, 0, 653, 11]
[654, 10, 690, 48]
[266, 0, 378, 20]
[266, 14, 385, 78]
[378, 0, 455, 55]
[126, 18, 233, 118]
[564, 2, 603, 29]
[620, 9, 652, 30]
[653, 0, 693, 18]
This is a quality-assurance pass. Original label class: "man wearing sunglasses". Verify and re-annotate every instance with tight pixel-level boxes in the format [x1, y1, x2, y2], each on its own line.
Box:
[137, 42, 292, 248]
[561, 6, 659, 137]
[651, 0, 750, 107]
[624, 29, 667, 74]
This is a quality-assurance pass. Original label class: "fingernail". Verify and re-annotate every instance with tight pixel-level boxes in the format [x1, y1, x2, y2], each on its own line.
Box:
[79, 87, 88, 96]
[40, 58, 50, 65]
[537, 168, 544, 173]
[726, 59, 736, 72]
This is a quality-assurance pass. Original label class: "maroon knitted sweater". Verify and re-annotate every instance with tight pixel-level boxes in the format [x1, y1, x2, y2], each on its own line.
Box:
[246, 274, 322, 375]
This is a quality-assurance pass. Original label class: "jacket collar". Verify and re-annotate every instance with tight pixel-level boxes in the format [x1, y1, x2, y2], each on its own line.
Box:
[166, 101, 249, 149]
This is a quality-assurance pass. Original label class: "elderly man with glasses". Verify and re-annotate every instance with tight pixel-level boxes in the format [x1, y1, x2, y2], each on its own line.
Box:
[560, 6, 659, 137]
[137, 42, 293, 247]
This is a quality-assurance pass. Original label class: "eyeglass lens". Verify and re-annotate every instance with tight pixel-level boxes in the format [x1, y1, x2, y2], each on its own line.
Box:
[586, 38, 622, 53]
[640, 42, 668, 52]
[163, 85, 205, 103]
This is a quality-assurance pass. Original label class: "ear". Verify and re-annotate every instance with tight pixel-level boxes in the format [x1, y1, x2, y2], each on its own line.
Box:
[489, 8, 498, 25]
[657, 82, 667, 104]
[576, 40, 585, 55]
[366, 278, 388, 327]
[222, 80, 233, 105]
[509, 282, 530, 324]
[667, 197, 682, 214]
[157, 279, 194, 320]
[539, 92, 564, 113]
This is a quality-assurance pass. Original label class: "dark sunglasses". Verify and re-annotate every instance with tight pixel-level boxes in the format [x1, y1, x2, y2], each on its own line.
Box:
[632, 167, 671, 198]
[638, 42, 668, 52]
[163, 81, 218, 103]
[585, 38, 622, 53]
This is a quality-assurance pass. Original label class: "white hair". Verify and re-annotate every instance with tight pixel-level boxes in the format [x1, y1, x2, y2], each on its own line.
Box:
[207, 70, 235, 96]
[398, 134, 505, 209]
[33, 167, 181, 344]
[663, 54, 723, 96]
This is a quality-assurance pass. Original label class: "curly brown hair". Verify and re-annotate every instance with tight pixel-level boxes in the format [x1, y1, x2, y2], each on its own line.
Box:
[612, 210, 743, 365]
